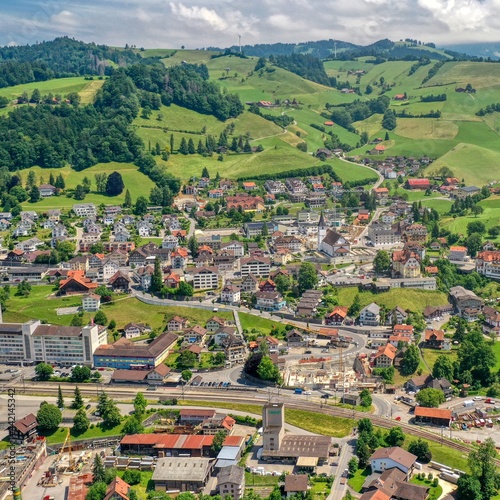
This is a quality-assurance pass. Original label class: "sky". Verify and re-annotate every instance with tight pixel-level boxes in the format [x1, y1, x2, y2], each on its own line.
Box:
[0, 0, 499, 49]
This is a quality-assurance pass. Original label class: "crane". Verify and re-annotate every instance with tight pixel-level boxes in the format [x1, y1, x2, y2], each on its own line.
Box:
[57, 428, 76, 472]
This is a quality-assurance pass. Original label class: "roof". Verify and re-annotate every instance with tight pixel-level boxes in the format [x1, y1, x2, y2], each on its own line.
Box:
[265, 435, 332, 459]
[284, 474, 309, 492]
[111, 369, 149, 382]
[359, 490, 390, 500]
[180, 409, 217, 418]
[217, 465, 245, 486]
[328, 306, 348, 318]
[374, 344, 397, 360]
[152, 364, 171, 377]
[223, 435, 245, 447]
[33, 324, 87, 338]
[407, 178, 430, 186]
[370, 446, 417, 469]
[424, 329, 445, 341]
[414, 406, 452, 420]
[450, 246, 467, 252]
[12, 413, 37, 434]
[104, 476, 130, 500]
[152, 457, 212, 482]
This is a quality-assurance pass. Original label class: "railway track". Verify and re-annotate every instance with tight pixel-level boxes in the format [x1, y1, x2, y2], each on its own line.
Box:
[4, 381, 487, 465]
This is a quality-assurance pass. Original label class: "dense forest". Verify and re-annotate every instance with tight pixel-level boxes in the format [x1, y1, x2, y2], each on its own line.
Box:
[272, 54, 335, 87]
[0, 37, 141, 88]
[123, 62, 243, 121]
[325, 96, 390, 132]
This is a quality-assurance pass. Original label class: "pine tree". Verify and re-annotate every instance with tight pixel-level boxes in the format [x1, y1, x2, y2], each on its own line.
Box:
[57, 385, 64, 409]
[92, 454, 106, 484]
[197, 140, 205, 155]
[55, 173, 65, 189]
[72, 386, 84, 409]
[170, 134, 174, 153]
[187, 138, 195, 154]
[201, 167, 210, 179]
[179, 137, 188, 155]
[150, 258, 163, 294]
[49, 173, 55, 186]
[123, 189, 132, 208]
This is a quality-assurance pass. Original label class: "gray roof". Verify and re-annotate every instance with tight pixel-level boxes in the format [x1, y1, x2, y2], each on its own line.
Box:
[217, 446, 240, 461]
[217, 465, 245, 485]
[152, 457, 212, 481]
[362, 302, 381, 315]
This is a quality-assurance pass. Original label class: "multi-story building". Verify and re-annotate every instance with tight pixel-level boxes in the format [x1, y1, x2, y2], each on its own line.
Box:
[392, 247, 421, 278]
[93, 333, 178, 369]
[240, 257, 271, 277]
[73, 203, 97, 217]
[359, 303, 381, 326]
[255, 291, 286, 311]
[476, 251, 500, 279]
[186, 267, 220, 290]
[217, 466, 245, 500]
[367, 222, 401, 246]
[0, 320, 105, 366]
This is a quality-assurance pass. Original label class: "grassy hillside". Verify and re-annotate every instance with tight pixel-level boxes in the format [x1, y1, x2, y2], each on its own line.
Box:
[20, 162, 155, 210]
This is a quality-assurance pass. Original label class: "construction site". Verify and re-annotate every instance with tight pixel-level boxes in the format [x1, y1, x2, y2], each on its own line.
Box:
[283, 337, 367, 392]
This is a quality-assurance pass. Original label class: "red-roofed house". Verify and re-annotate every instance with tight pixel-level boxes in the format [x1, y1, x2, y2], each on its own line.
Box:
[326, 306, 349, 325]
[104, 477, 130, 500]
[373, 344, 397, 367]
[59, 270, 98, 295]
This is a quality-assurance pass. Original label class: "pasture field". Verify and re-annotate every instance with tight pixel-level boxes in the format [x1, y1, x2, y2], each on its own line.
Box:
[19, 162, 155, 210]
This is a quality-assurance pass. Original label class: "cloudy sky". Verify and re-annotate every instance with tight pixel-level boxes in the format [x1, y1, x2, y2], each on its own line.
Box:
[0, 0, 499, 49]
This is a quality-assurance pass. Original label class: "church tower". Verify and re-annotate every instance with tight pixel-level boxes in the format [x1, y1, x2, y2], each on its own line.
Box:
[317, 211, 327, 250]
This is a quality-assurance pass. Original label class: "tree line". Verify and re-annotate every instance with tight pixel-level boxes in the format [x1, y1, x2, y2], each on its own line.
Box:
[0, 37, 141, 88]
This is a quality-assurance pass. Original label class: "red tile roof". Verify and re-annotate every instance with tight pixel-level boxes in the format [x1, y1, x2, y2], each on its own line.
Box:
[414, 406, 452, 420]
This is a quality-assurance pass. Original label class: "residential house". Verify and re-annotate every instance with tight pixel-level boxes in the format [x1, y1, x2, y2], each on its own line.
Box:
[146, 364, 171, 385]
[104, 477, 130, 500]
[9, 413, 38, 445]
[226, 195, 264, 212]
[424, 329, 446, 349]
[369, 447, 417, 477]
[162, 235, 179, 250]
[73, 203, 97, 217]
[217, 466, 245, 500]
[206, 316, 228, 333]
[82, 293, 101, 312]
[448, 246, 468, 261]
[454, 185, 481, 199]
[221, 285, 241, 305]
[403, 224, 428, 244]
[255, 291, 286, 312]
[109, 271, 131, 293]
[243, 221, 276, 238]
[326, 306, 349, 325]
[274, 236, 302, 252]
[221, 241, 245, 257]
[171, 248, 189, 269]
[164, 272, 181, 289]
[101, 260, 120, 281]
[124, 323, 152, 339]
[39, 184, 56, 197]
[241, 274, 259, 293]
[380, 212, 397, 224]
[386, 306, 409, 325]
[483, 305, 500, 335]
[136, 265, 154, 291]
[185, 325, 208, 344]
[359, 303, 381, 326]
[213, 327, 238, 345]
[373, 344, 397, 368]
[286, 329, 306, 347]
[284, 475, 308, 499]
[167, 316, 190, 332]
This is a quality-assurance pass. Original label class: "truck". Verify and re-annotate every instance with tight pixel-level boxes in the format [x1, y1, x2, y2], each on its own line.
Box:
[294, 388, 303, 395]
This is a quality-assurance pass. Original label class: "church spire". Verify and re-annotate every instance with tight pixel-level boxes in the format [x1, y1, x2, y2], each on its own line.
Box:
[318, 211, 326, 228]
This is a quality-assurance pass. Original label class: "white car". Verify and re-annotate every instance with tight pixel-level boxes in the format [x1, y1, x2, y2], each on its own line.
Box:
[473, 396, 483, 401]
[303, 391, 312, 395]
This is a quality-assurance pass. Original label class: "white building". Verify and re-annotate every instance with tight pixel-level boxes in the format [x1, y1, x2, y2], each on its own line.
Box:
[240, 257, 271, 277]
[82, 293, 101, 312]
[0, 320, 105, 366]
[359, 302, 381, 326]
[73, 203, 97, 217]
[186, 267, 220, 290]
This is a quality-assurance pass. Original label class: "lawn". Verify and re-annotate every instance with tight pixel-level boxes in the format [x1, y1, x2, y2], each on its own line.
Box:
[348, 467, 371, 492]
[410, 476, 443, 500]
[403, 438, 469, 472]
[336, 288, 448, 313]
[239, 313, 282, 335]
[245, 471, 280, 487]
[117, 470, 153, 500]
[421, 348, 458, 372]
[41, 420, 126, 444]
[177, 401, 353, 437]
[0, 77, 103, 103]
[2, 289, 232, 330]
[20, 162, 155, 211]
[491, 342, 500, 372]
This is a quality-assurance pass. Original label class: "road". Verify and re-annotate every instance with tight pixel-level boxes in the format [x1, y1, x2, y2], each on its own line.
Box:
[329, 436, 356, 499]
[338, 156, 384, 190]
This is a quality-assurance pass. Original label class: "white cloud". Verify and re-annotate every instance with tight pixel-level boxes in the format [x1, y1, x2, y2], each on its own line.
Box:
[170, 2, 229, 31]
[50, 10, 80, 29]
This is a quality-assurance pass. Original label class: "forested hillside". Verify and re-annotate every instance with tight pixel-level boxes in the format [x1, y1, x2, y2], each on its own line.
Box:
[0, 37, 141, 88]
